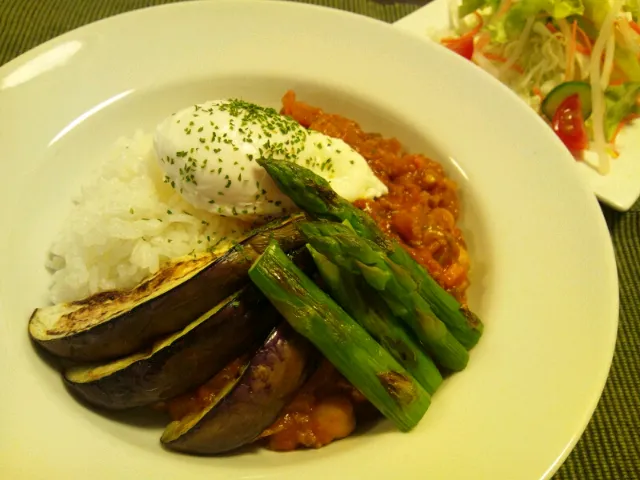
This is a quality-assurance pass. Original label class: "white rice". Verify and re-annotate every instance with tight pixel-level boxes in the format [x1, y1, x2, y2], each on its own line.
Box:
[47, 132, 248, 304]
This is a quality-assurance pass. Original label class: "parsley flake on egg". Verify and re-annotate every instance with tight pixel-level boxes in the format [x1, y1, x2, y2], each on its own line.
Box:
[154, 99, 387, 219]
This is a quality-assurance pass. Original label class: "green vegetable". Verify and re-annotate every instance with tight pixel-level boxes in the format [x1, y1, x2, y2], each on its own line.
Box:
[460, 0, 587, 24]
[613, 50, 640, 83]
[249, 240, 431, 432]
[308, 245, 443, 394]
[458, 0, 500, 17]
[542, 81, 593, 120]
[257, 158, 483, 349]
[540, 0, 585, 18]
[488, 0, 584, 42]
[604, 82, 640, 141]
[624, 0, 640, 20]
[582, 0, 610, 27]
[299, 221, 469, 372]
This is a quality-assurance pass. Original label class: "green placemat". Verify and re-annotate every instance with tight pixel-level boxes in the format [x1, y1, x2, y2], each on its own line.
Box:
[1, 1, 638, 478]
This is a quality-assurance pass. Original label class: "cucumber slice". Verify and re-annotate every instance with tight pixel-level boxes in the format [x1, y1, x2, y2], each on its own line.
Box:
[542, 81, 592, 121]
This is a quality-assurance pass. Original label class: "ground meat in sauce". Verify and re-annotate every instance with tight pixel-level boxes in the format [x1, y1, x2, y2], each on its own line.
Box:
[256, 91, 472, 451]
[258, 360, 367, 450]
[281, 90, 470, 302]
[156, 357, 247, 421]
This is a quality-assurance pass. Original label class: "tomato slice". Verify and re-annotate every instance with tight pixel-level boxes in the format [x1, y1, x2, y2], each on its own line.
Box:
[441, 35, 474, 60]
[551, 93, 589, 156]
[441, 13, 483, 61]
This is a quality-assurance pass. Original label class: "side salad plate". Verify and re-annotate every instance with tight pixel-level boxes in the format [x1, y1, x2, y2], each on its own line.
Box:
[395, 0, 640, 211]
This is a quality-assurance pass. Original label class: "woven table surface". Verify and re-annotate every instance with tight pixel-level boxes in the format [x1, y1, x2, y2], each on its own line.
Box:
[1, 1, 638, 478]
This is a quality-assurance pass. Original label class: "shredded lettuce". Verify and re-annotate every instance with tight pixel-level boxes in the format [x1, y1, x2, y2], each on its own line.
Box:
[535, 0, 584, 18]
[583, 0, 639, 25]
[458, 0, 499, 17]
[604, 83, 640, 140]
[488, 0, 584, 42]
[624, 0, 640, 20]
[615, 49, 640, 82]
[582, 0, 610, 27]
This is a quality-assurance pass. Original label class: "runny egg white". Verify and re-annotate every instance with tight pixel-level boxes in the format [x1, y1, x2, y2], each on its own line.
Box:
[154, 99, 387, 219]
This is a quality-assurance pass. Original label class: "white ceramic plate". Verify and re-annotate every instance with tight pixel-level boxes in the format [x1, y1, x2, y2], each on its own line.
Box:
[395, 0, 640, 212]
[0, 1, 618, 479]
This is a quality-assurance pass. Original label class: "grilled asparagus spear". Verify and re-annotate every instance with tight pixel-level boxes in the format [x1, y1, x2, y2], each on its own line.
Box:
[257, 157, 482, 349]
[249, 240, 431, 432]
[308, 245, 443, 394]
[299, 221, 469, 372]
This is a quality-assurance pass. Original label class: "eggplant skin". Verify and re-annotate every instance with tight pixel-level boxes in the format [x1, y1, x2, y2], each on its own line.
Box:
[29, 214, 305, 362]
[161, 323, 317, 455]
[63, 287, 279, 410]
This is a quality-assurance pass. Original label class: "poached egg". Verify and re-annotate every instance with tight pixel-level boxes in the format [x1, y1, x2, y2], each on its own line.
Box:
[154, 99, 387, 218]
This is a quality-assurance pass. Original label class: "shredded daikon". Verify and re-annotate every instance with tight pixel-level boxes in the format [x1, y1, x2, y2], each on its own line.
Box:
[473, 51, 502, 78]
[590, 0, 625, 175]
[601, 33, 617, 89]
[557, 19, 575, 81]
[500, 17, 536, 76]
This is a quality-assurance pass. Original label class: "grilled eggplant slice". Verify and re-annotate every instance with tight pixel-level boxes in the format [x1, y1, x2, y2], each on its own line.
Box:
[64, 287, 279, 410]
[29, 214, 304, 362]
[161, 323, 316, 455]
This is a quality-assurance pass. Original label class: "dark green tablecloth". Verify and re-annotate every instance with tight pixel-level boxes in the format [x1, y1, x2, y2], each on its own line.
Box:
[1, 1, 638, 478]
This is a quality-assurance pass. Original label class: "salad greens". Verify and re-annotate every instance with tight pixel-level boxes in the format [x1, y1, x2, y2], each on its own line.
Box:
[604, 82, 640, 139]
[486, 0, 584, 42]
[441, 0, 640, 174]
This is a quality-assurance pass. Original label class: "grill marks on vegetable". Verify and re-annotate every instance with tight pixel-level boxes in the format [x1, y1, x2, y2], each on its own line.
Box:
[48, 254, 215, 334]
[160, 324, 317, 455]
[249, 241, 433, 432]
[28, 215, 305, 363]
[63, 287, 280, 410]
[377, 371, 418, 407]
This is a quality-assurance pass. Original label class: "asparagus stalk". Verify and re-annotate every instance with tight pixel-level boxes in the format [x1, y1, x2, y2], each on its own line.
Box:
[308, 245, 443, 394]
[299, 221, 469, 372]
[249, 240, 431, 432]
[257, 157, 483, 349]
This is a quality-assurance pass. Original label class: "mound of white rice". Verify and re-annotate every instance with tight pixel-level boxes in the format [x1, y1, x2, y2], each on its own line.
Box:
[47, 132, 248, 304]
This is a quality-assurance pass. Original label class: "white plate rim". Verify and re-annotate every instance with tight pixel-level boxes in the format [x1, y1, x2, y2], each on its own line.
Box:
[0, 1, 619, 479]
